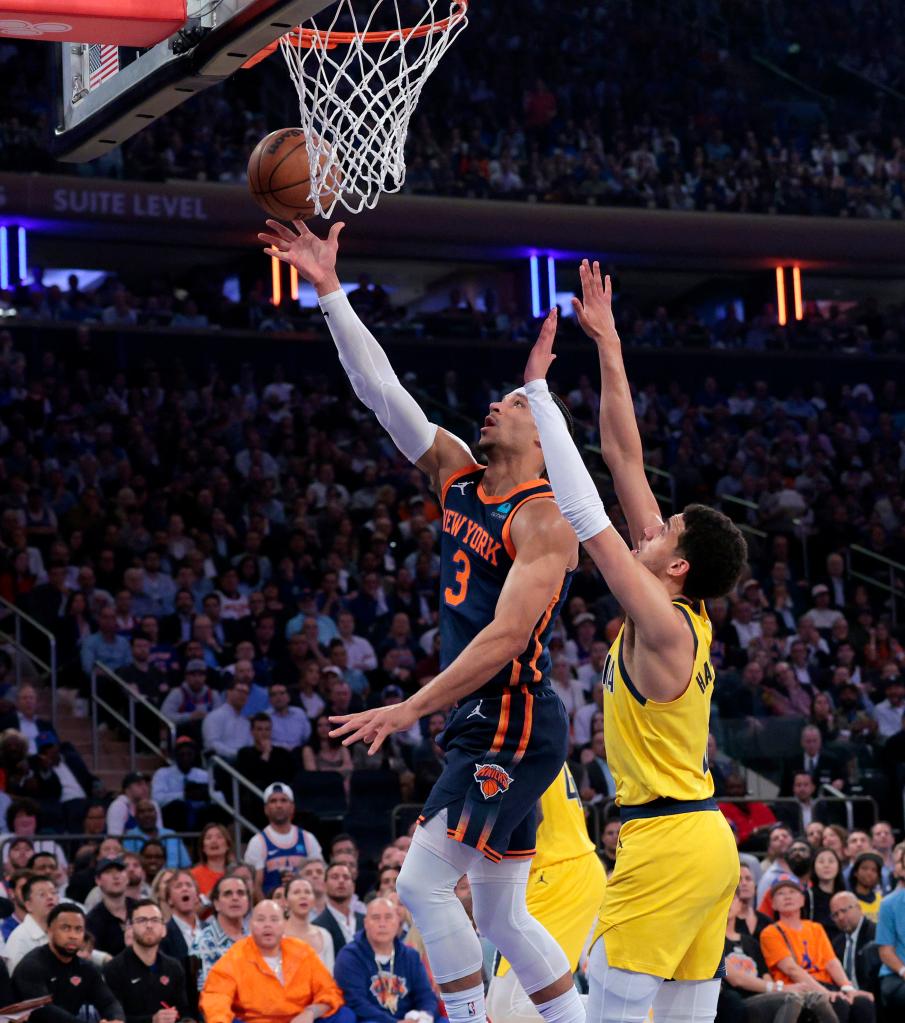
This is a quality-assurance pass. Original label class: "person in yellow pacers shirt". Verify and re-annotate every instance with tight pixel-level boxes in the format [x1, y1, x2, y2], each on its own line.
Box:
[486, 764, 605, 1023]
[523, 262, 748, 1023]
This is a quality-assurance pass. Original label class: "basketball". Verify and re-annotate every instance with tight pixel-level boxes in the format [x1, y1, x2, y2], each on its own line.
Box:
[247, 128, 338, 221]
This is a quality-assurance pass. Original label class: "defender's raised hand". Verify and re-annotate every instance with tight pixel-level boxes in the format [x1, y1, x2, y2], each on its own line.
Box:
[258, 218, 345, 292]
[572, 260, 617, 345]
[524, 307, 558, 383]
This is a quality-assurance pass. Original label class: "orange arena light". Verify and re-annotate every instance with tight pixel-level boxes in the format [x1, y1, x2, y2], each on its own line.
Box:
[775, 267, 787, 327]
[792, 266, 803, 321]
[290, 265, 299, 302]
[271, 256, 282, 306]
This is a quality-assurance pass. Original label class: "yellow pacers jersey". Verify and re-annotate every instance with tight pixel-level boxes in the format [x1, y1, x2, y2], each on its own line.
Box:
[602, 598, 715, 806]
[531, 764, 595, 873]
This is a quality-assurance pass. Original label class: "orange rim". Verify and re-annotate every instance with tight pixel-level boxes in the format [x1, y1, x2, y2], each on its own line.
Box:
[291, 0, 467, 49]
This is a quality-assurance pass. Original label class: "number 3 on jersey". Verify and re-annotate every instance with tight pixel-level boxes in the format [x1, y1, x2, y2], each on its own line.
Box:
[444, 550, 471, 607]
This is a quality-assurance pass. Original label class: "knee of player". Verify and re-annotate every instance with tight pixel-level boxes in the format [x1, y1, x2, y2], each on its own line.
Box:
[395, 858, 417, 906]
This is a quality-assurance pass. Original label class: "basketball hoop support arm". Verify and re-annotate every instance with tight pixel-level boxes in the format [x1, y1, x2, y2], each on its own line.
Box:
[54, 0, 329, 163]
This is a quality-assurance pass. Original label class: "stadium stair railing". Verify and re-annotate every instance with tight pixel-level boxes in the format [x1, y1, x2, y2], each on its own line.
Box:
[206, 754, 265, 852]
[0, 596, 58, 730]
[91, 663, 175, 773]
[90, 665, 264, 850]
[846, 546, 905, 627]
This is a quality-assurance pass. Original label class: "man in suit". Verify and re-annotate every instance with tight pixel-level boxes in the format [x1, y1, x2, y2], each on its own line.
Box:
[159, 869, 205, 965]
[160, 587, 197, 647]
[821, 552, 853, 611]
[0, 683, 53, 754]
[314, 861, 364, 954]
[830, 891, 881, 996]
[773, 771, 838, 833]
[780, 724, 845, 796]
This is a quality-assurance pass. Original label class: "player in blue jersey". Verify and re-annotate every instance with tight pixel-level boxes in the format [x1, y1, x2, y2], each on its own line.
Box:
[261, 218, 584, 1023]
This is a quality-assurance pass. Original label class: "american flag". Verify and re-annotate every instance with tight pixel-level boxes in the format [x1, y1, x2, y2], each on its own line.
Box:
[88, 44, 119, 89]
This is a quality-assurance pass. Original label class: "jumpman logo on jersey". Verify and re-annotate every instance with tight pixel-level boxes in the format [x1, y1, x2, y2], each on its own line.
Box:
[467, 700, 486, 720]
[537, 873, 548, 885]
[451, 480, 474, 495]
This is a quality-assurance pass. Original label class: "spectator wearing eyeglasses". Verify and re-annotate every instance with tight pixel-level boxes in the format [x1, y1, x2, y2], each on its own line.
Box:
[191, 873, 250, 990]
[104, 899, 192, 1023]
[830, 892, 880, 997]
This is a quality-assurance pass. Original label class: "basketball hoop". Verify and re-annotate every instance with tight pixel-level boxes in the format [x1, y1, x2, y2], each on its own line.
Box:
[278, 0, 468, 217]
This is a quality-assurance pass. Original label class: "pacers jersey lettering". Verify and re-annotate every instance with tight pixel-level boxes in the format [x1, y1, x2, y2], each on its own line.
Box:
[439, 465, 573, 698]
[602, 598, 716, 806]
[532, 764, 596, 873]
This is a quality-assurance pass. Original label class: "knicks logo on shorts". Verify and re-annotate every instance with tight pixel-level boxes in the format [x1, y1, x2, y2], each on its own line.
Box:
[474, 763, 513, 799]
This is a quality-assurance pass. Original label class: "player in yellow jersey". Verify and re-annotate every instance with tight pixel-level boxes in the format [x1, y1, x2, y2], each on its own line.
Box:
[486, 764, 605, 1023]
[522, 262, 748, 1023]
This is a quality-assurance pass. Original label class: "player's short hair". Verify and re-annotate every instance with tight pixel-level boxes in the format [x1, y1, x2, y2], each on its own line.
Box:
[677, 504, 747, 599]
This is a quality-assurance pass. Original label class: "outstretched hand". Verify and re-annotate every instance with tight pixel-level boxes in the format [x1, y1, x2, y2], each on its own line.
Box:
[524, 307, 558, 383]
[572, 260, 617, 345]
[329, 701, 418, 756]
[258, 218, 345, 290]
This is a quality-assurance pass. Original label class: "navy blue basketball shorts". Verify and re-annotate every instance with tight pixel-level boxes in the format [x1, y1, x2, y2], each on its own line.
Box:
[419, 684, 568, 862]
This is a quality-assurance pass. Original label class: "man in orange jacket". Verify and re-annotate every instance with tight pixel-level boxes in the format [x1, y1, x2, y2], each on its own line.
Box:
[200, 899, 355, 1023]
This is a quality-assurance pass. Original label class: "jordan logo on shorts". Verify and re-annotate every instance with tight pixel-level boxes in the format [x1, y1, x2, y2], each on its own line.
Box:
[467, 700, 486, 720]
[474, 763, 513, 799]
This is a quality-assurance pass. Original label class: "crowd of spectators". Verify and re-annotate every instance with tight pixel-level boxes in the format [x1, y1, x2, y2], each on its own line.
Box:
[0, 281, 903, 1017]
[3, 260, 905, 360]
[2, 3, 905, 219]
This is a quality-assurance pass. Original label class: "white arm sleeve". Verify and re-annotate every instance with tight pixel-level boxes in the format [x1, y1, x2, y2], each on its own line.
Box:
[524, 379, 612, 542]
[319, 289, 438, 463]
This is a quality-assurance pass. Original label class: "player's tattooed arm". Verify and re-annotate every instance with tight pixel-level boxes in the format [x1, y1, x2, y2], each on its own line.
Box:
[572, 261, 662, 547]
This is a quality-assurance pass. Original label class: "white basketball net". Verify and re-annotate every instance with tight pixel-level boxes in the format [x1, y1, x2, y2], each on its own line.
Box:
[279, 0, 468, 217]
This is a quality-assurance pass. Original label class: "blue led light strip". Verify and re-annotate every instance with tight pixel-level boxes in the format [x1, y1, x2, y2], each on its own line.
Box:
[0, 227, 9, 292]
[17, 227, 27, 283]
[529, 255, 540, 319]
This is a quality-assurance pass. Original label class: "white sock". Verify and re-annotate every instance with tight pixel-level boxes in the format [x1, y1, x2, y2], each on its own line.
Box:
[533, 985, 585, 1023]
[442, 982, 487, 1023]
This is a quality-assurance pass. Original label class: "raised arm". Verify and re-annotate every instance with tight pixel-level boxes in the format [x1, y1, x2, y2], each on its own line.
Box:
[572, 261, 662, 546]
[259, 219, 475, 492]
[522, 311, 689, 695]
[329, 498, 577, 752]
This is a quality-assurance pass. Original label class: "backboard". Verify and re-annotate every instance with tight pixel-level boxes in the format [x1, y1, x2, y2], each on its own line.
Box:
[55, 0, 334, 163]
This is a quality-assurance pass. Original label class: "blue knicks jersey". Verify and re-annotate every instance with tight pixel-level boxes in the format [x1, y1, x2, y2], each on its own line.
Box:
[439, 465, 573, 697]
